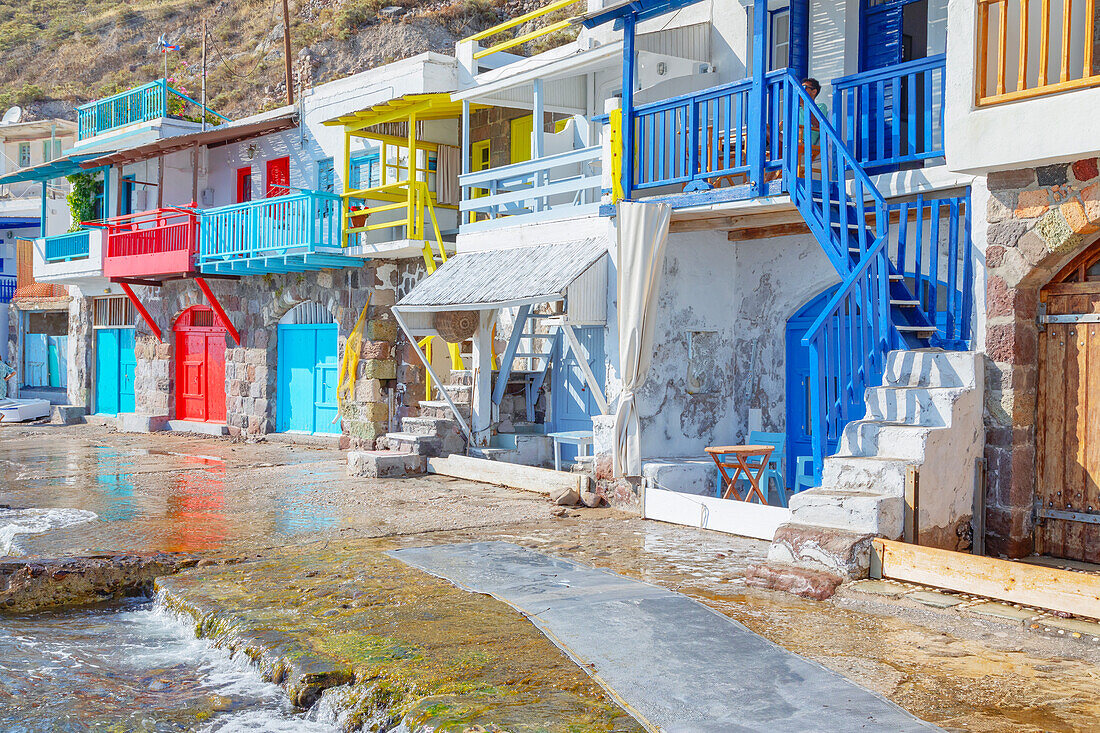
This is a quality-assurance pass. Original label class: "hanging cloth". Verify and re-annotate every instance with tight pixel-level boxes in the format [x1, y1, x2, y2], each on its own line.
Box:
[613, 201, 671, 477]
[335, 292, 372, 424]
[435, 144, 461, 206]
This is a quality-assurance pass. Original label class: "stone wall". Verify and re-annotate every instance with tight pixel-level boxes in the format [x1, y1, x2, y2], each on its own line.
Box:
[124, 260, 424, 447]
[983, 156, 1100, 557]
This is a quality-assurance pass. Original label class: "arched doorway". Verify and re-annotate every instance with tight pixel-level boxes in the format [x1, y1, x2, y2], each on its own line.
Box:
[276, 301, 339, 435]
[1036, 241, 1100, 563]
[174, 306, 227, 424]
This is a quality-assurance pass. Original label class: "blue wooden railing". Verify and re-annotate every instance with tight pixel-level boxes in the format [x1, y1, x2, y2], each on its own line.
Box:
[831, 55, 946, 171]
[0, 275, 14, 304]
[198, 190, 344, 265]
[43, 230, 91, 263]
[890, 192, 974, 351]
[77, 80, 228, 140]
[459, 145, 603, 232]
[631, 70, 787, 191]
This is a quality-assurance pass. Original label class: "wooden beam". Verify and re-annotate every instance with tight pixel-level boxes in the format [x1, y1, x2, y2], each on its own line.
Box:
[427, 454, 581, 496]
[118, 282, 163, 342]
[727, 222, 811, 241]
[194, 276, 241, 345]
[871, 538, 1100, 620]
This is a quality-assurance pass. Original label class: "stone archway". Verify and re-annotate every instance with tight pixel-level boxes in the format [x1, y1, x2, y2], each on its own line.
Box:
[983, 156, 1100, 557]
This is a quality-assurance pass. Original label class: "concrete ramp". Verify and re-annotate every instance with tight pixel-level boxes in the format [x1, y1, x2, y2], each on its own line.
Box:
[390, 542, 939, 733]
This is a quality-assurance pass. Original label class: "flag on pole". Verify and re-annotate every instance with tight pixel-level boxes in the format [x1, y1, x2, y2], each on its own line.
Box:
[157, 35, 180, 53]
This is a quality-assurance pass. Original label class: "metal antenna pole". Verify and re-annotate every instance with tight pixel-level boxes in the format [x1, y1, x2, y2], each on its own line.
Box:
[201, 18, 208, 130]
[282, 0, 294, 105]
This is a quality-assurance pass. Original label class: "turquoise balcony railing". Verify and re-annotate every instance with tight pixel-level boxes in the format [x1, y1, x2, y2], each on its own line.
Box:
[76, 80, 229, 141]
[199, 190, 364, 275]
[43, 230, 91, 262]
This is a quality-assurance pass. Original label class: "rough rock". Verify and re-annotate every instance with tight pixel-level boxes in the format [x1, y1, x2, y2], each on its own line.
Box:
[0, 554, 205, 613]
[550, 482, 581, 506]
[745, 562, 844, 601]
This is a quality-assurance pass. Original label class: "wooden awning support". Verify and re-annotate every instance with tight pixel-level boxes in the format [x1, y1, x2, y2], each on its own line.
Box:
[195, 276, 241, 345]
[118, 282, 163, 342]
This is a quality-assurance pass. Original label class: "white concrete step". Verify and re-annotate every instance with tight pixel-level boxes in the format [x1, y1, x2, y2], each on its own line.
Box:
[347, 449, 425, 478]
[881, 349, 978, 390]
[402, 416, 459, 438]
[419, 400, 470, 420]
[378, 431, 443, 457]
[437, 384, 472, 404]
[821, 455, 915, 498]
[838, 420, 934, 460]
[864, 384, 967, 428]
[788, 487, 904, 539]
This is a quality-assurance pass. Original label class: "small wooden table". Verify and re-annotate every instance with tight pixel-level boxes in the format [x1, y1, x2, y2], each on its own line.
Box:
[705, 445, 775, 504]
[548, 430, 594, 471]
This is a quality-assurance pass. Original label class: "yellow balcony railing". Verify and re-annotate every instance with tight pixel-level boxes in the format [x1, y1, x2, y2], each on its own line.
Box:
[462, 0, 583, 60]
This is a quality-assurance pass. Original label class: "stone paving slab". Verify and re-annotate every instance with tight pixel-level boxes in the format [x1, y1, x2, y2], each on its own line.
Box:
[391, 541, 941, 733]
[1040, 617, 1100, 638]
[907, 590, 966, 609]
[967, 602, 1039, 622]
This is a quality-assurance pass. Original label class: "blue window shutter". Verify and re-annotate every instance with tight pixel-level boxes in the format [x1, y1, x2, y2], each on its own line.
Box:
[861, 3, 904, 71]
[789, 0, 809, 80]
[317, 157, 334, 193]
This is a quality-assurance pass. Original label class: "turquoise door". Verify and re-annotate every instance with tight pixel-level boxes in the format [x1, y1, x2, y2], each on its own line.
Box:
[551, 326, 605, 462]
[95, 328, 136, 416]
[276, 323, 339, 435]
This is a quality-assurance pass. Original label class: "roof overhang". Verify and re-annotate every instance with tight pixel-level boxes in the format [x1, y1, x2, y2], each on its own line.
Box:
[395, 238, 608, 312]
[579, 0, 708, 29]
[323, 93, 465, 132]
[453, 41, 623, 104]
[0, 111, 298, 183]
[91, 111, 298, 167]
[0, 153, 113, 185]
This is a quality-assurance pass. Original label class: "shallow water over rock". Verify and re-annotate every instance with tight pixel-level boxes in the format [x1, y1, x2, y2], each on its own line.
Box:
[0, 599, 334, 732]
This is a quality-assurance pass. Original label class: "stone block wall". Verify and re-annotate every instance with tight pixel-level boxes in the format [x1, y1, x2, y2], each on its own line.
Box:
[983, 156, 1100, 557]
[124, 259, 424, 447]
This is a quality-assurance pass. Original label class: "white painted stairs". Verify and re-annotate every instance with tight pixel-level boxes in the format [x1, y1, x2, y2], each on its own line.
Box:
[347, 372, 470, 478]
[768, 349, 984, 578]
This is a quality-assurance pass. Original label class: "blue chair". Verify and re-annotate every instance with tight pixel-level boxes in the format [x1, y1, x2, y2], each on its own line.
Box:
[713, 431, 787, 505]
[793, 456, 817, 495]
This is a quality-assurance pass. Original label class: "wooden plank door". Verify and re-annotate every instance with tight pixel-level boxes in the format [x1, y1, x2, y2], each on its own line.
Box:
[1036, 289, 1100, 563]
[551, 326, 605, 462]
[95, 329, 120, 416]
[177, 330, 208, 422]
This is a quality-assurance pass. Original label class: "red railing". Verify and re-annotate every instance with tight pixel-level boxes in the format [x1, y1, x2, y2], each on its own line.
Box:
[97, 208, 199, 279]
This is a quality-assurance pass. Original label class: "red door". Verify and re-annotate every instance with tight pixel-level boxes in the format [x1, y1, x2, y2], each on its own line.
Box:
[266, 157, 290, 197]
[236, 167, 252, 203]
[174, 306, 227, 423]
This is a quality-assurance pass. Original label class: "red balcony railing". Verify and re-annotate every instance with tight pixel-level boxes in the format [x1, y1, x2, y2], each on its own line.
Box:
[99, 208, 199, 280]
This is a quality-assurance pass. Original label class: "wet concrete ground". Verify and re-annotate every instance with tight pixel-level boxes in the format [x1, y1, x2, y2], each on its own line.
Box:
[4, 423, 1100, 731]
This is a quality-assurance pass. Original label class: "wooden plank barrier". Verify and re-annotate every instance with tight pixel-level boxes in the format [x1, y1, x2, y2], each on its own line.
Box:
[871, 538, 1100, 620]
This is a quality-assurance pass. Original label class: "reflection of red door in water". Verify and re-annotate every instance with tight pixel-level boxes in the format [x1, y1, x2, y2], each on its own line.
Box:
[174, 306, 227, 423]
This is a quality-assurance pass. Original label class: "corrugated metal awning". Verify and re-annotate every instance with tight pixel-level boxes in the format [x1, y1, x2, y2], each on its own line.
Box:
[396, 238, 608, 312]
[0, 152, 112, 185]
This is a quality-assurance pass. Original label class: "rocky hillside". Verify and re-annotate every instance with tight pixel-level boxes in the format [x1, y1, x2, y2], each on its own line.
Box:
[0, 0, 574, 122]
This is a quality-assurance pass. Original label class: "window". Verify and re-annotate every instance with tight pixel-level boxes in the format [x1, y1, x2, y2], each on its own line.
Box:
[18, 142, 30, 168]
[769, 7, 791, 72]
[93, 296, 137, 328]
[350, 152, 381, 190]
[317, 157, 335, 193]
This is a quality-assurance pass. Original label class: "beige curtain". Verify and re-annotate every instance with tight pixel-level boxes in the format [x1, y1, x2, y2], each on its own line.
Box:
[435, 144, 461, 206]
[613, 200, 672, 477]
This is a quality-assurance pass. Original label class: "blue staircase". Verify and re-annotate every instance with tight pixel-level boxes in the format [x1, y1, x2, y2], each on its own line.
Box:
[779, 76, 969, 485]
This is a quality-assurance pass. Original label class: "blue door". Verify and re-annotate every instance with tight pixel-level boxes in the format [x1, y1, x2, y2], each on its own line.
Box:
[551, 326, 605, 462]
[95, 328, 136, 415]
[24, 333, 48, 387]
[786, 287, 839, 487]
[276, 323, 340, 435]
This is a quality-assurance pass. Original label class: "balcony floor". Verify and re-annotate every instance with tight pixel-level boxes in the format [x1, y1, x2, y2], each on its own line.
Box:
[200, 249, 366, 276]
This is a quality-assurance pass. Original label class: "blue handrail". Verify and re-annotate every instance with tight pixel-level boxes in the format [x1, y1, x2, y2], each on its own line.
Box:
[198, 190, 344, 263]
[43, 230, 91, 263]
[832, 55, 946, 171]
